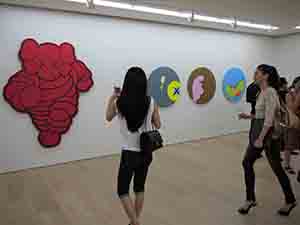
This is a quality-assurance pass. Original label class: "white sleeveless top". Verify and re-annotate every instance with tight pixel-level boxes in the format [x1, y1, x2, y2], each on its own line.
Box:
[117, 98, 154, 152]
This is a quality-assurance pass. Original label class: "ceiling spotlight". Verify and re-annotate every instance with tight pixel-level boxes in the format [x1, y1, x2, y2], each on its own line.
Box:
[86, 0, 95, 8]
[187, 11, 195, 23]
[231, 17, 237, 29]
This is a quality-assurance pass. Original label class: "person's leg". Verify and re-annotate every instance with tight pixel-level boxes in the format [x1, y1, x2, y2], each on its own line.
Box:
[134, 192, 145, 219]
[291, 130, 300, 155]
[283, 149, 291, 167]
[291, 150, 299, 155]
[120, 197, 139, 225]
[133, 153, 152, 219]
[291, 127, 300, 154]
[283, 149, 295, 174]
[264, 139, 297, 216]
[297, 129, 300, 183]
[117, 151, 140, 225]
[239, 144, 261, 214]
[283, 129, 296, 174]
[242, 145, 261, 202]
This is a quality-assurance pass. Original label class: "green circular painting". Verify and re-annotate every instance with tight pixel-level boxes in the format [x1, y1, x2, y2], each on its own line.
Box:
[223, 67, 247, 103]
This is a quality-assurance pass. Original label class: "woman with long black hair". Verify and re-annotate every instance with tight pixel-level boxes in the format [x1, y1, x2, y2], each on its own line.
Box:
[106, 67, 161, 225]
[238, 65, 297, 216]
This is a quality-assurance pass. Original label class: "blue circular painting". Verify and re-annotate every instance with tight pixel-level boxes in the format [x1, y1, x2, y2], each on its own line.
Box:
[148, 67, 181, 107]
[223, 67, 247, 103]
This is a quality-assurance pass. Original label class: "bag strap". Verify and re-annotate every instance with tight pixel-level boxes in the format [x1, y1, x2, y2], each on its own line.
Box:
[278, 95, 290, 128]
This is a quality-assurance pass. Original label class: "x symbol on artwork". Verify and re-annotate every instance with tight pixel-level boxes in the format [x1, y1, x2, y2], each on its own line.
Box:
[173, 88, 180, 96]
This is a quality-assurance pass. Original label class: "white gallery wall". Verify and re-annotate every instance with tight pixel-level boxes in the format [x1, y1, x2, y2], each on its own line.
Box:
[0, 5, 276, 173]
[273, 34, 300, 82]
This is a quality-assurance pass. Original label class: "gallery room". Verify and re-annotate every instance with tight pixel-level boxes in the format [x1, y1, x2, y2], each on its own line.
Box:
[0, 0, 300, 224]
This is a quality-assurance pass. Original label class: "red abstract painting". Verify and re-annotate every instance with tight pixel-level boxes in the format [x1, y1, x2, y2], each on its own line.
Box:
[3, 39, 94, 148]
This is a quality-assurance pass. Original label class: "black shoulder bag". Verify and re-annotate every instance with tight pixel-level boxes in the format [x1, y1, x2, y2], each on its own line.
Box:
[140, 130, 163, 154]
[139, 102, 163, 154]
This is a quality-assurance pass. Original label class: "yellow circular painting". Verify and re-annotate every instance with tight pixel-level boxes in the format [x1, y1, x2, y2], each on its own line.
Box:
[167, 80, 181, 102]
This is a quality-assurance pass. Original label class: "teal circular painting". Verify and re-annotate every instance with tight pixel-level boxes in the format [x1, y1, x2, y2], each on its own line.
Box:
[148, 67, 181, 107]
[223, 67, 247, 103]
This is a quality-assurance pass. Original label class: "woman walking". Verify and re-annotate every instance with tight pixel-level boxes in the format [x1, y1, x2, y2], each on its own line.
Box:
[238, 64, 297, 216]
[106, 67, 161, 225]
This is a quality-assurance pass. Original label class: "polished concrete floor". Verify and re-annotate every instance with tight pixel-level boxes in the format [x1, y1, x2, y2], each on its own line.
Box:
[0, 133, 299, 225]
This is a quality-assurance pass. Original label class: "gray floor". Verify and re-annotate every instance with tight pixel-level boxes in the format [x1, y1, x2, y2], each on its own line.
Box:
[0, 132, 299, 225]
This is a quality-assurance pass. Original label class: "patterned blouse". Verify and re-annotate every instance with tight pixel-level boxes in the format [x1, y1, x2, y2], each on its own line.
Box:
[255, 87, 281, 127]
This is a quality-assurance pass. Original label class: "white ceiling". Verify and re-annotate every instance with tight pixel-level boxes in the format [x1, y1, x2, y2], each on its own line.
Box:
[1, 0, 300, 36]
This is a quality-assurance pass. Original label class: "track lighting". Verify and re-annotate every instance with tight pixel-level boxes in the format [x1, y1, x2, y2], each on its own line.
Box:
[65, 0, 279, 31]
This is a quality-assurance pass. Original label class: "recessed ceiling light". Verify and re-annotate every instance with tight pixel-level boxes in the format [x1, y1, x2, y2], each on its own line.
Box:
[295, 26, 300, 29]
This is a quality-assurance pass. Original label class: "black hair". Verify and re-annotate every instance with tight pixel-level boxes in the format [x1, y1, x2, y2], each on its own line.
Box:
[291, 76, 300, 88]
[116, 67, 150, 132]
[280, 77, 288, 86]
[257, 64, 280, 91]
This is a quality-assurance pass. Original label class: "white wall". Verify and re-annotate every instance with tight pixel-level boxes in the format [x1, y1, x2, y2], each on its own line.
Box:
[0, 5, 275, 173]
[273, 34, 300, 83]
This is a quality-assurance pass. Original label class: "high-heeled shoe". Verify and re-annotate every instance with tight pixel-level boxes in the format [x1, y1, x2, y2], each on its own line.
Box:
[278, 202, 297, 216]
[238, 201, 257, 215]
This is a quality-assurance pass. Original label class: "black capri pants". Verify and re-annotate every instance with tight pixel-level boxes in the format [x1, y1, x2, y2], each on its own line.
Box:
[117, 150, 153, 198]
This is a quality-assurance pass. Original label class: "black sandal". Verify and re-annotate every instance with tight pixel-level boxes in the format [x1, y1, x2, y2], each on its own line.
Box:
[291, 150, 299, 155]
[238, 201, 257, 215]
[278, 202, 297, 216]
[284, 166, 296, 175]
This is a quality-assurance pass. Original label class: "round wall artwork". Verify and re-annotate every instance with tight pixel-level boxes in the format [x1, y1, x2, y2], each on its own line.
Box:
[187, 67, 216, 104]
[223, 67, 246, 103]
[148, 67, 181, 107]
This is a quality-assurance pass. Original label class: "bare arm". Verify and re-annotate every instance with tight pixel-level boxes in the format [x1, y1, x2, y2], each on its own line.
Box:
[152, 103, 161, 129]
[287, 90, 300, 113]
[106, 95, 118, 122]
[257, 125, 272, 142]
[238, 113, 255, 120]
[286, 91, 296, 111]
[296, 91, 300, 111]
